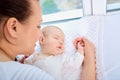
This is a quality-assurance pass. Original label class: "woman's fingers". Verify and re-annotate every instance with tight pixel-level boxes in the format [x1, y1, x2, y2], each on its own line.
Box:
[82, 36, 94, 48]
[73, 37, 83, 48]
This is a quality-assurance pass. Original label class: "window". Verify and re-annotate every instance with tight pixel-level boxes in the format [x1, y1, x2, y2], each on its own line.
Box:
[40, 0, 83, 22]
[107, 0, 120, 12]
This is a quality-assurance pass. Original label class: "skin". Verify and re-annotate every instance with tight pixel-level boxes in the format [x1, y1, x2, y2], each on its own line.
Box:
[39, 26, 85, 56]
[39, 27, 96, 80]
[73, 37, 96, 80]
[39, 26, 65, 56]
[0, 0, 42, 61]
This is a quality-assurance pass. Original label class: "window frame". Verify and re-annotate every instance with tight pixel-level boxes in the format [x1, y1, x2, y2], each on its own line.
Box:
[41, 0, 120, 23]
[42, 9, 83, 23]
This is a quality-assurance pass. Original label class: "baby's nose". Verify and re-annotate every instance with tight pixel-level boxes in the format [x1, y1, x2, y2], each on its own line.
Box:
[59, 40, 64, 44]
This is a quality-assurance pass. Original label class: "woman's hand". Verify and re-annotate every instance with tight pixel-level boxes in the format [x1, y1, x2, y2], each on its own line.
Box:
[82, 37, 95, 59]
[81, 37, 96, 80]
[74, 36, 96, 80]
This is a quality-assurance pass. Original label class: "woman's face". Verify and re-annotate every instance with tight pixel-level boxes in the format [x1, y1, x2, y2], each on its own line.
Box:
[18, 1, 42, 56]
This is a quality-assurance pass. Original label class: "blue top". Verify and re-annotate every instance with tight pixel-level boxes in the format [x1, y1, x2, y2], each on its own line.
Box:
[0, 61, 54, 80]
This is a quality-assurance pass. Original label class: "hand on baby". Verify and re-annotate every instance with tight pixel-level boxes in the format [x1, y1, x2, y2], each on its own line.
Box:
[73, 37, 85, 55]
[74, 37, 95, 58]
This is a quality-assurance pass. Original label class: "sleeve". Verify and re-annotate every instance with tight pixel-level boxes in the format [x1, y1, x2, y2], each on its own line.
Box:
[75, 51, 84, 66]
[61, 52, 84, 80]
[0, 65, 7, 80]
[62, 52, 84, 67]
[15, 64, 55, 80]
[0, 62, 55, 80]
[24, 56, 33, 64]
[24, 52, 39, 64]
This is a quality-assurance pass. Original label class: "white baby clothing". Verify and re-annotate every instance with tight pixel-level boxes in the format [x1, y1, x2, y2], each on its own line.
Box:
[25, 52, 84, 80]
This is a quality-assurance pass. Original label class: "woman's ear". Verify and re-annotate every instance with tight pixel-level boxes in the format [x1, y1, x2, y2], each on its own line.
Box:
[5, 17, 18, 38]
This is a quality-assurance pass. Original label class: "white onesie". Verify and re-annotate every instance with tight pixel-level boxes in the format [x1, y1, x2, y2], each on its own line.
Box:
[25, 52, 84, 80]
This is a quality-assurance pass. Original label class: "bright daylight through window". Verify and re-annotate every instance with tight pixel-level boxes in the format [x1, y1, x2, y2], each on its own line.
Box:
[40, 0, 82, 15]
[40, 0, 83, 22]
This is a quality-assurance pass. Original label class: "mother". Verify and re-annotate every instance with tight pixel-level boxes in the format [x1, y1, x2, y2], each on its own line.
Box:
[0, 0, 96, 80]
[0, 0, 54, 80]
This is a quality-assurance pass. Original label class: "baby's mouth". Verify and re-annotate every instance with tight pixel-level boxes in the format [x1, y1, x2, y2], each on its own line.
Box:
[57, 46, 62, 49]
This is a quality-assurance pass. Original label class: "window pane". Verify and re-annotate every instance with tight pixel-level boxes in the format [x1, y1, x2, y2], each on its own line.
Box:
[107, 0, 120, 12]
[40, 0, 82, 15]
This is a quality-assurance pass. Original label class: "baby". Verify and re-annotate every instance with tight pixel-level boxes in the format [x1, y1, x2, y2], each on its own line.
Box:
[25, 25, 85, 80]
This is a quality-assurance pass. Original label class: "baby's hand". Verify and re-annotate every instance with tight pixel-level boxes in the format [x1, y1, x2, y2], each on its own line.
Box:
[19, 56, 29, 63]
[77, 42, 84, 55]
[73, 37, 85, 55]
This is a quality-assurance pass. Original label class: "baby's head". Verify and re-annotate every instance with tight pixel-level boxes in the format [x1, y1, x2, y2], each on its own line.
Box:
[39, 26, 65, 56]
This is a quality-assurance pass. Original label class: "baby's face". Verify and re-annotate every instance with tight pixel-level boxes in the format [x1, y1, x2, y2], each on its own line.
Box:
[43, 29, 64, 55]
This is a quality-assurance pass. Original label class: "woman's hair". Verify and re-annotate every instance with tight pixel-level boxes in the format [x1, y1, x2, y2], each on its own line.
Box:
[0, 0, 33, 40]
[0, 0, 32, 23]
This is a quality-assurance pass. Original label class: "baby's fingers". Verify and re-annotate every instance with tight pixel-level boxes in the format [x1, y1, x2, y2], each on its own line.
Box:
[73, 37, 83, 48]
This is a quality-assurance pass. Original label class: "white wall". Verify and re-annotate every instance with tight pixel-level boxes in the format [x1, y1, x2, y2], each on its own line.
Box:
[102, 13, 120, 80]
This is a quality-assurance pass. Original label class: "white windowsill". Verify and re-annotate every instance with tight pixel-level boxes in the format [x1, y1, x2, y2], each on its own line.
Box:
[42, 9, 83, 23]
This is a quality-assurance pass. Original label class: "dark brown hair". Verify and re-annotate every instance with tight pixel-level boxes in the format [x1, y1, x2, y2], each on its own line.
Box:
[0, 0, 32, 23]
[0, 0, 33, 41]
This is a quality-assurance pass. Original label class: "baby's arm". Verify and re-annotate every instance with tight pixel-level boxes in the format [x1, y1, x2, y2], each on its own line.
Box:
[61, 41, 84, 80]
[73, 39, 85, 66]
[62, 39, 85, 68]
[77, 42, 84, 56]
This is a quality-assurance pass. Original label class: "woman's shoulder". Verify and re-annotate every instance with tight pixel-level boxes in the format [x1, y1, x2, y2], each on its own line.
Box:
[0, 61, 55, 80]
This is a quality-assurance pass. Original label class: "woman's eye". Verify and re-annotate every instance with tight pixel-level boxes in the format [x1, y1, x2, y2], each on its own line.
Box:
[37, 26, 41, 29]
[54, 37, 58, 40]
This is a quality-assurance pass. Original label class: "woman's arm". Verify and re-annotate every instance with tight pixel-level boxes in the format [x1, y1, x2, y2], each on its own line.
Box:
[80, 37, 96, 80]
[73, 37, 96, 80]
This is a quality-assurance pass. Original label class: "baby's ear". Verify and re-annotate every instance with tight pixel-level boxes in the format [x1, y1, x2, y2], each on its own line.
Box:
[39, 36, 45, 45]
